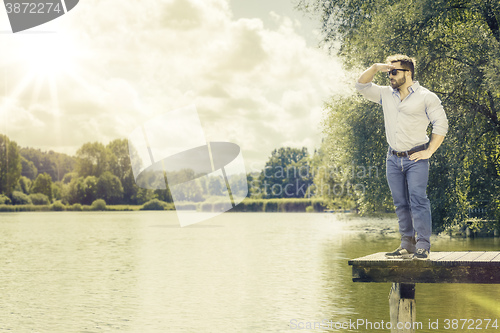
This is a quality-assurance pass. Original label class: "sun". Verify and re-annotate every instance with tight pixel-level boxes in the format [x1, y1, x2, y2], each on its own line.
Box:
[0, 29, 90, 149]
[1, 29, 88, 116]
[18, 31, 78, 78]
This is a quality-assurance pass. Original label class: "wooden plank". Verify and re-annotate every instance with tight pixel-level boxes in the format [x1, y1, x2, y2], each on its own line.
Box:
[429, 252, 453, 261]
[475, 252, 500, 261]
[360, 252, 387, 261]
[348, 252, 386, 263]
[453, 251, 486, 262]
[436, 251, 470, 261]
[436, 252, 500, 266]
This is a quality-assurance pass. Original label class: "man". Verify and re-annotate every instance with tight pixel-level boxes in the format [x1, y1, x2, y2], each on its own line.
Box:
[355, 54, 448, 260]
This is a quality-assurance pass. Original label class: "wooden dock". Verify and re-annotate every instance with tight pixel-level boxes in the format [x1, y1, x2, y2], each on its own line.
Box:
[348, 251, 500, 332]
[348, 251, 500, 284]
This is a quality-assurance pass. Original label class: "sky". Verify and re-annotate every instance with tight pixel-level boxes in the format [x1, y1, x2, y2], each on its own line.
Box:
[0, 0, 351, 172]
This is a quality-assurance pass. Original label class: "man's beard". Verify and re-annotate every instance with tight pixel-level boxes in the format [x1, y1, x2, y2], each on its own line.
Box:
[390, 76, 406, 89]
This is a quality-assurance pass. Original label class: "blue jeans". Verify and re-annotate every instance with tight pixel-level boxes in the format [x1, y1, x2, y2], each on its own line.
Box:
[386, 148, 432, 252]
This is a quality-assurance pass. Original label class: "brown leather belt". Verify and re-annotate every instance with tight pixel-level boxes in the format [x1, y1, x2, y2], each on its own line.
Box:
[391, 144, 428, 157]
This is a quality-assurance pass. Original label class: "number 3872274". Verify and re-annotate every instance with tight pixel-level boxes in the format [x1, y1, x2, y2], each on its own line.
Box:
[443, 319, 498, 330]
[5, 2, 63, 14]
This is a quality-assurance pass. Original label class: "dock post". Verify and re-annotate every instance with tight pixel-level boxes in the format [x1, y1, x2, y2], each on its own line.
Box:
[389, 283, 416, 333]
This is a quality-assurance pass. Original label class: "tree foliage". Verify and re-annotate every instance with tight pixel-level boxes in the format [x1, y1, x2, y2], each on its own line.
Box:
[299, 0, 500, 228]
[11, 191, 31, 205]
[20, 148, 74, 182]
[16, 176, 32, 195]
[31, 173, 53, 202]
[20, 156, 37, 180]
[258, 147, 313, 199]
[319, 96, 394, 212]
[0, 135, 22, 196]
[96, 171, 124, 204]
[29, 193, 50, 205]
[75, 142, 110, 178]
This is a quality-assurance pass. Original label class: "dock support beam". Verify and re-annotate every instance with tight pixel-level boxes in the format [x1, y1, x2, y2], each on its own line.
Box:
[389, 283, 416, 333]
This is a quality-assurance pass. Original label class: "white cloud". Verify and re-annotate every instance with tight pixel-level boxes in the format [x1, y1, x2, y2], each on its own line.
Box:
[0, 0, 347, 169]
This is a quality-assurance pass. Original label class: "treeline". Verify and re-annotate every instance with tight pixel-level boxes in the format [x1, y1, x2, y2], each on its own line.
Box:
[0, 135, 171, 207]
[248, 146, 365, 212]
[0, 134, 331, 211]
[248, 147, 315, 199]
[1, 131, 360, 213]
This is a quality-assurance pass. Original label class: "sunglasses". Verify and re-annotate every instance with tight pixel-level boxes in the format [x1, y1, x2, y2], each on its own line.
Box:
[387, 69, 409, 77]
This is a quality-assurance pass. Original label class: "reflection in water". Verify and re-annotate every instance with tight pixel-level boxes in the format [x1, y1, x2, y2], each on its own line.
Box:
[0, 212, 499, 332]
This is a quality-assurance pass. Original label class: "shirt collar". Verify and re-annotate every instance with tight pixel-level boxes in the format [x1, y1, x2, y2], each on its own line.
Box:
[392, 81, 420, 95]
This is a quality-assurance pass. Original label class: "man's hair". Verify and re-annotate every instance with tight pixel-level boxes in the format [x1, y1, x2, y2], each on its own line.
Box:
[386, 54, 416, 80]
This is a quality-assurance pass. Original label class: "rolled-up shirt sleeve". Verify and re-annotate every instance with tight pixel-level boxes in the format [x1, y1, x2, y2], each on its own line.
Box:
[355, 81, 383, 105]
[425, 92, 448, 136]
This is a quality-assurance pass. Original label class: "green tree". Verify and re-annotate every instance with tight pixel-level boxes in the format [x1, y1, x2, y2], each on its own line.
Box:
[66, 176, 98, 205]
[132, 187, 156, 205]
[20, 156, 37, 180]
[299, 0, 500, 229]
[207, 176, 225, 196]
[62, 172, 78, 184]
[11, 191, 31, 205]
[83, 176, 98, 205]
[107, 139, 142, 204]
[97, 171, 124, 204]
[91, 199, 106, 211]
[107, 139, 130, 181]
[226, 173, 248, 199]
[20, 148, 74, 182]
[154, 186, 173, 203]
[319, 96, 394, 212]
[16, 176, 32, 195]
[31, 173, 53, 202]
[75, 142, 110, 178]
[166, 169, 205, 202]
[259, 147, 313, 199]
[52, 182, 63, 201]
[0, 194, 11, 205]
[29, 193, 50, 205]
[247, 173, 262, 198]
[0, 135, 22, 196]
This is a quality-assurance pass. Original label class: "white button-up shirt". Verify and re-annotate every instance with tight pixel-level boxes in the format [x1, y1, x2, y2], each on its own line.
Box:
[355, 81, 448, 152]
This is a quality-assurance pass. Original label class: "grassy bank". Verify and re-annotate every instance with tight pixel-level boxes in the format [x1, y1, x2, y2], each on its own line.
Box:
[0, 203, 143, 212]
[229, 198, 328, 213]
[0, 198, 329, 213]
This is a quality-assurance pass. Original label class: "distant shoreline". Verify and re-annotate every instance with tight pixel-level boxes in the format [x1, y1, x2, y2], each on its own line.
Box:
[0, 198, 334, 213]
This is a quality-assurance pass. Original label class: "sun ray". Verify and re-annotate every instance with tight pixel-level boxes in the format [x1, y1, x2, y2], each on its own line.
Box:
[30, 76, 46, 106]
[49, 74, 63, 147]
[0, 71, 36, 111]
[1, 29, 92, 149]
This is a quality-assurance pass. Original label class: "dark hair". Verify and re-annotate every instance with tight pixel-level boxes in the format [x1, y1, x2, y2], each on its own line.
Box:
[386, 54, 416, 80]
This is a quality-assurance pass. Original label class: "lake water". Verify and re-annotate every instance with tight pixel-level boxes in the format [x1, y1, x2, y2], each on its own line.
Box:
[0, 212, 499, 332]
